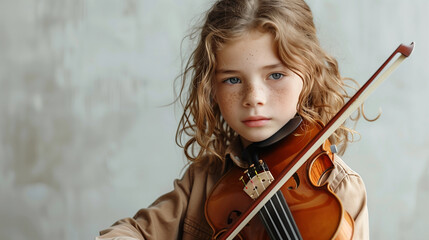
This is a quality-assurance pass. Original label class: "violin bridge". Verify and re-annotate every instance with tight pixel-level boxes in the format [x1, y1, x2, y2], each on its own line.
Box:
[243, 171, 274, 200]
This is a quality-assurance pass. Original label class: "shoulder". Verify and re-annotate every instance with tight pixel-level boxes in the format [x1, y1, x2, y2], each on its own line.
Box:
[323, 155, 370, 239]
[321, 155, 368, 220]
[182, 155, 225, 194]
[325, 155, 366, 194]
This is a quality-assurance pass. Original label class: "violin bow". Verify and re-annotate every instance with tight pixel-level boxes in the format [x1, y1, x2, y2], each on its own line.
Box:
[220, 42, 415, 240]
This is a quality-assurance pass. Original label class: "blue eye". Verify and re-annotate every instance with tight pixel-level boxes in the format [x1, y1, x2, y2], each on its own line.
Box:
[269, 73, 284, 80]
[224, 77, 241, 84]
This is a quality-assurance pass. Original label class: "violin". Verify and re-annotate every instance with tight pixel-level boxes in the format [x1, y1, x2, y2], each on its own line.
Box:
[206, 117, 354, 239]
[205, 43, 415, 240]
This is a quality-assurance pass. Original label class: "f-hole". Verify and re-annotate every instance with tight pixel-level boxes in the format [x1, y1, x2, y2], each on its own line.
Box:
[288, 172, 300, 190]
[227, 210, 242, 224]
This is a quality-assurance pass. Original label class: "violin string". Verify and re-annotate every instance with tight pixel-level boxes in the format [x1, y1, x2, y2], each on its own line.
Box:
[273, 192, 300, 239]
[266, 192, 293, 239]
[260, 205, 282, 240]
[246, 170, 283, 239]
[245, 162, 300, 239]
[258, 177, 292, 239]
[258, 208, 277, 239]
[260, 203, 284, 239]
[257, 164, 300, 240]
[255, 168, 285, 240]
[253, 169, 293, 240]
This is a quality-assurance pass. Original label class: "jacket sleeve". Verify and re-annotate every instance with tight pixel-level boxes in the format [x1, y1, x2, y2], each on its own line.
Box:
[97, 165, 195, 240]
[333, 172, 369, 240]
[323, 156, 370, 240]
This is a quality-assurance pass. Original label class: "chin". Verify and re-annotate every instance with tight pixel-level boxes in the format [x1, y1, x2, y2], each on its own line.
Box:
[244, 133, 274, 143]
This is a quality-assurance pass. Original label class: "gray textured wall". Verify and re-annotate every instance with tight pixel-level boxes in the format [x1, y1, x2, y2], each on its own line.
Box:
[0, 0, 428, 239]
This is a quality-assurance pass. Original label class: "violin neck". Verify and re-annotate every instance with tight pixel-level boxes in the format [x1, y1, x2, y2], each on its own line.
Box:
[258, 191, 302, 240]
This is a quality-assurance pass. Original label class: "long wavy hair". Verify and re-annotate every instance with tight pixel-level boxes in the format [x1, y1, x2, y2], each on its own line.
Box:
[176, 0, 359, 168]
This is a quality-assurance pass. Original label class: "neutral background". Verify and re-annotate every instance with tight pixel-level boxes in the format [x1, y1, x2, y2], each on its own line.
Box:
[0, 0, 428, 239]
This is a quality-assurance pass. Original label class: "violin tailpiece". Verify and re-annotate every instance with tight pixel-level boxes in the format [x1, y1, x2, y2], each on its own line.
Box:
[243, 170, 274, 200]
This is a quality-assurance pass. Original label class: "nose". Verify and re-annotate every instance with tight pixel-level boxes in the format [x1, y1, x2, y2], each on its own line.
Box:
[242, 82, 266, 107]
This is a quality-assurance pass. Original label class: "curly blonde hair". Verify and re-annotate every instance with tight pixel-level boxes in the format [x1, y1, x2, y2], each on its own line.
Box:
[176, 0, 358, 167]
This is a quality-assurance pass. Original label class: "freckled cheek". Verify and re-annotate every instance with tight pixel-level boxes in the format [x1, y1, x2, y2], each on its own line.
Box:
[271, 85, 301, 107]
[217, 91, 242, 117]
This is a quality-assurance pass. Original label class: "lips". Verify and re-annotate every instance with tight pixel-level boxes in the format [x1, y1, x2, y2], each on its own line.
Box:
[242, 116, 270, 127]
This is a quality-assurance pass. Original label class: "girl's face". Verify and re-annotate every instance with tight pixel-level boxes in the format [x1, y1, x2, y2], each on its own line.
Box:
[214, 30, 303, 147]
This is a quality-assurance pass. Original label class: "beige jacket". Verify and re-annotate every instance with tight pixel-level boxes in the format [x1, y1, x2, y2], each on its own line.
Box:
[98, 148, 369, 240]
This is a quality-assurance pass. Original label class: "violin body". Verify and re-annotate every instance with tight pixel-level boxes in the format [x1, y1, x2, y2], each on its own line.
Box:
[205, 120, 354, 239]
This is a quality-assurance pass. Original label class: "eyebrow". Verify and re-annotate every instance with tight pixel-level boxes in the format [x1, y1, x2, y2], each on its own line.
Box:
[262, 63, 286, 70]
[216, 63, 286, 74]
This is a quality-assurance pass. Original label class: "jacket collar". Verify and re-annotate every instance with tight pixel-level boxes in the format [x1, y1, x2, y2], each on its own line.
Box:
[225, 137, 247, 169]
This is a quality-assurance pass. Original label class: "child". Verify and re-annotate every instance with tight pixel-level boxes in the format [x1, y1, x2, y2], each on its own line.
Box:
[98, 0, 369, 239]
